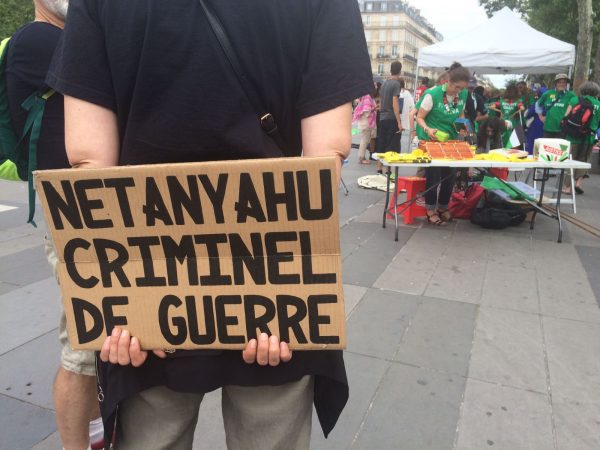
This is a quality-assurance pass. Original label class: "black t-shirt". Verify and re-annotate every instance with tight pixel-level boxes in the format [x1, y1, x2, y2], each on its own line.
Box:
[7, 22, 68, 171]
[46, 0, 372, 441]
[465, 91, 487, 124]
[48, 0, 373, 165]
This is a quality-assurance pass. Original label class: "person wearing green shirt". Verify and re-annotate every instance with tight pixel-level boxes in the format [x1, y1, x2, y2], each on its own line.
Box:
[416, 62, 469, 225]
[562, 81, 600, 195]
[489, 84, 525, 147]
[536, 73, 576, 137]
[517, 81, 535, 110]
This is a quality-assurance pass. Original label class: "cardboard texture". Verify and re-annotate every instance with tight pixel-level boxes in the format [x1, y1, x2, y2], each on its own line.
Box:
[34, 157, 345, 350]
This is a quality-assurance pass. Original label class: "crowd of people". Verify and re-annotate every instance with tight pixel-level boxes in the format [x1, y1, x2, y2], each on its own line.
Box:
[352, 62, 600, 220]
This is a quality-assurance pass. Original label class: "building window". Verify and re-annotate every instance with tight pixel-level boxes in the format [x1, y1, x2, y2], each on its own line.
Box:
[365, 15, 370, 25]
[391, 45, 398, 56]
[378, 63, 384, 74]
[381, 2, 387, 11]
[392, 30, 399, 41]
[393, 15, 400, 26]
[378, 45, 385, 56]
[365, 2, 372, 11]
[379, 31, 386, 42]
[364, 30, 372, 41]
[380, 16, 386, 27]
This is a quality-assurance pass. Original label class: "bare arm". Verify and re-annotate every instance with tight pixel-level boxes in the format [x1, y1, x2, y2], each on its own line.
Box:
[64, 96, 119, 168]
[392, 96, 403, 132]
[409, 107, 417, 135]
[301, 102, 352, 180]
[416, 107, 437, 140]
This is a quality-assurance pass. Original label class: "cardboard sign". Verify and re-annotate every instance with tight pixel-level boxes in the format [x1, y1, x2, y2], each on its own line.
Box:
[34, 157, 344, 350]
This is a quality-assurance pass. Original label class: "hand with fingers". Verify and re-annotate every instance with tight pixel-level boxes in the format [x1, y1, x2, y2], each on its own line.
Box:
[100, 327, 167, 367]
[242, 333, 292, 366]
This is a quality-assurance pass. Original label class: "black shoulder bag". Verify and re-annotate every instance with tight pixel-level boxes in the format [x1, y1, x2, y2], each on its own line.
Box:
[198, 0, 288, 154]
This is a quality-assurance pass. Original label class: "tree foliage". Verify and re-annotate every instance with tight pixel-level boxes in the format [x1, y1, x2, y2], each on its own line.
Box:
[479, 0, 600, 45]
[0, 0, 34, 38]
[479, 0, 529, 17]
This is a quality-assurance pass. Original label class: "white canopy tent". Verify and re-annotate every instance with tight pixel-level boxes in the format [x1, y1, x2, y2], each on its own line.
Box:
[417, 7, 575, 76]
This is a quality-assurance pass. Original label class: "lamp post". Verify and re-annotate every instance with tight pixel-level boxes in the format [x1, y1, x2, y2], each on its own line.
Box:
[413, 47, 419, 93]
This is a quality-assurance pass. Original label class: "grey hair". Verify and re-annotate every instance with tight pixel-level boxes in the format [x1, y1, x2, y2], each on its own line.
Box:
[579, 81, 600, 98]
[40, 0, 69, 20]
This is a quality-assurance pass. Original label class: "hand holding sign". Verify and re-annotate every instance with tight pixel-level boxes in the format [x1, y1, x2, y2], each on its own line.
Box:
[243, 333, 292, 366]
[100, 328, 167, 367]
[100, 328, 292, 367]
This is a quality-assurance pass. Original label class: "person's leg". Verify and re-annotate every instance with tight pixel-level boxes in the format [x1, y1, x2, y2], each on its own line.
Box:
[222, 376, 314, 450]
[376, 119, 393, 153]
[572, 141, 592, 192]
[116, 386, 203, 449]
[389, 124, 400, 152]
[564, 142, 582, 191]
[424, 167, 444, 225]
[54, 367, 100, 450]
[369, 127, 377, 159]
[400, 130, 410, 154]
[376, 120, 394, 173]
[437, 167, 457, 221]
[357, 128, 370, 163]
[46, 235, 101, 450]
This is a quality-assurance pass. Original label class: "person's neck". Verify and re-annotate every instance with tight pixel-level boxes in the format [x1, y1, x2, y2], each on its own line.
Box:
[34, 4, 65, 29]
[390, 74, 400, 80]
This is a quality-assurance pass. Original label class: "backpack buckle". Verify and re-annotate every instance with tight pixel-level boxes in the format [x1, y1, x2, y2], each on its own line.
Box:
[260, 113, 278, 135]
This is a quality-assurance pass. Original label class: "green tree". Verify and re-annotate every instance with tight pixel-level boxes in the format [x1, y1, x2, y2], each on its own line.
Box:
[0, 0, 34, 38]
[479, 0, 529, 17]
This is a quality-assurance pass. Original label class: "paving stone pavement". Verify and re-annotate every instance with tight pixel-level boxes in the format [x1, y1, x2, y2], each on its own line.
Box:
[2, 151, 600, 450]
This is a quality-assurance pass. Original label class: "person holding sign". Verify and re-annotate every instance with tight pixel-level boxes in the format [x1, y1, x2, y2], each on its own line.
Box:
[415, 62, 470, 225]
[46, 0, 372, 448]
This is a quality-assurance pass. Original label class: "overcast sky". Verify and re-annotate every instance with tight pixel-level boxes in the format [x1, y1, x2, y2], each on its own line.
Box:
[409, 0, 512, 86]
[409, 0, 489, 40]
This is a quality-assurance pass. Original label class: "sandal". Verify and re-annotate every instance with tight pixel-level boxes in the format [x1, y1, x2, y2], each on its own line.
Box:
[359, 159, 371, 165]
[438, 209, 453, 223]
[426, 211, 446, 226]
[575, 186, 584, 195]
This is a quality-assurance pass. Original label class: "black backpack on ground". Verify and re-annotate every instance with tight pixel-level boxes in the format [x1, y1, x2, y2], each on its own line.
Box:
[471, 196, 528, 230]
[560, 97, 594, 138]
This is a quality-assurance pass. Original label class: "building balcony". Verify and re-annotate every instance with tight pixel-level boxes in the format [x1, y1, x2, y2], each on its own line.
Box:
[403, 53, 417, 63]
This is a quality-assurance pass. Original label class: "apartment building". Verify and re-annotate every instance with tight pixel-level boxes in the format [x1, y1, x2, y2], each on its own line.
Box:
[358, 1, 442, 91]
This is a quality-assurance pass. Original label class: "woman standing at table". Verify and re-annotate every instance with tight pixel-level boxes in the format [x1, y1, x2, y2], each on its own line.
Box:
[416, 62, 470, 225]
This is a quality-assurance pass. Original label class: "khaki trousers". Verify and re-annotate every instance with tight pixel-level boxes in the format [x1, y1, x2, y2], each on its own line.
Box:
[115, 375, 314, 450]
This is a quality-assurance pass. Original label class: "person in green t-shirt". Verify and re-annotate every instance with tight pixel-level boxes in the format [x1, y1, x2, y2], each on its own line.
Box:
[517, 81, 535, 110]
[415, 62, 470, 225]
[536, 73, 576, 137]
[562, 81, 600, 195]
[489, 84, 525, 147]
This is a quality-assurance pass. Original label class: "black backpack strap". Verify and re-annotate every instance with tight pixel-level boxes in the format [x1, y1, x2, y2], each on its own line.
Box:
[198, 0, 287, 153]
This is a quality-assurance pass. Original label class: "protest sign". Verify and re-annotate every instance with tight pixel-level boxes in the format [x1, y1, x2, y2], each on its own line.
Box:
[34, 157, 344, 350]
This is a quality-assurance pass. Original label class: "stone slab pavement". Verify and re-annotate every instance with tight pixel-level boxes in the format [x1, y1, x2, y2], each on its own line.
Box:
[1, 149, 600, 450]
